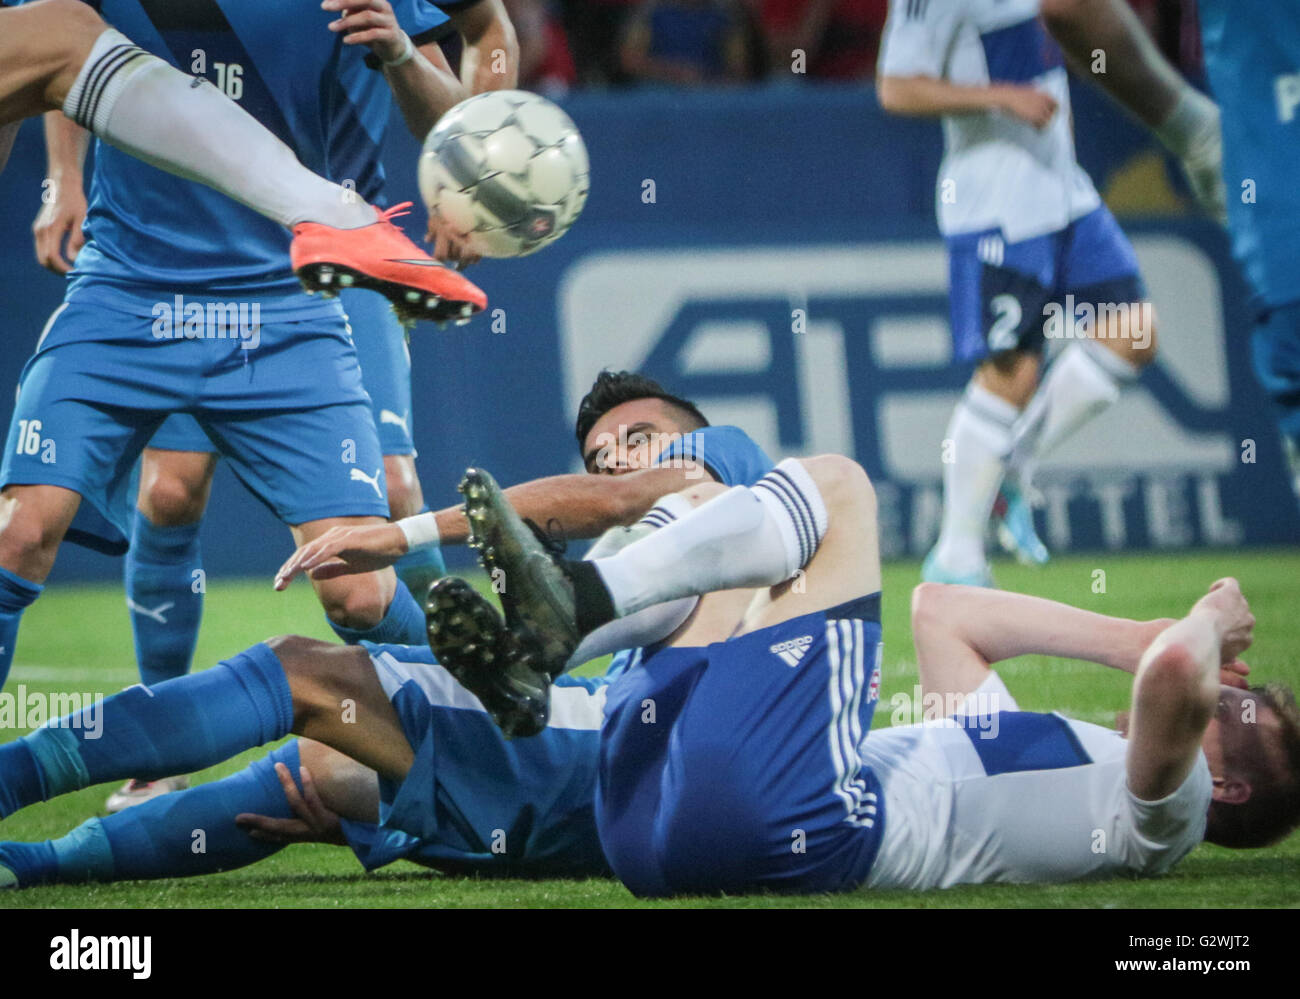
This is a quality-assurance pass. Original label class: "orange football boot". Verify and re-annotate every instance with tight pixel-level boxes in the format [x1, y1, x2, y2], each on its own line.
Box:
[291, 202, 487, 327]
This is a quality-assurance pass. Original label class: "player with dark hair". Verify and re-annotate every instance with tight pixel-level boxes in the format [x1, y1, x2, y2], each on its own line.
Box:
[424, 459, 1299, 894]
[2, 451, 1297, 890]
[0, 374, 776, 885]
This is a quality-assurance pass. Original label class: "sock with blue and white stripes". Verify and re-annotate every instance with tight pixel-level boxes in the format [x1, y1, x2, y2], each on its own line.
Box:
[583, 459, 828, 621]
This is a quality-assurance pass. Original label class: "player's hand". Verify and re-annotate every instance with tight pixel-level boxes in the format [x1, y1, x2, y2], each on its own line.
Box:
[274, 522, 410, 590]
[428, 220, 481, 270]
[32, 176, 87, 275]
[993, 84, 1058, 129]
[235, 763, 348, 846]
[322, 0, 409, 64]
[1220, 658, 1251, 690]
[1193, 577, 1255, 666]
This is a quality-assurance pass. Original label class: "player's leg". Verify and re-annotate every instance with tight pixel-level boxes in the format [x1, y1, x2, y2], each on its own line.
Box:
[1004, 206, 1156, 488]
[0, 740, 317, 887]
[0, 4, 483, 319]
[0, 302, 178, 686]
[200, 321, 429, 647]
[924, 227, 1054, 584]
[590, 460, 886, 895]
[342, 287, 446, 599]
[128, 440, 217, 687]
[108, 435, 217, 813]
[0, 1, 100, 125]
[0, 635, 414, 821]
[0, 484, 80, 687]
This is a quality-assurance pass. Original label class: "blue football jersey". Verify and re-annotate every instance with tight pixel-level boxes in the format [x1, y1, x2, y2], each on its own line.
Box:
[605, 424, 775, 681]
[52, 0, 449, 306]
[1199, 0, 1300, 311]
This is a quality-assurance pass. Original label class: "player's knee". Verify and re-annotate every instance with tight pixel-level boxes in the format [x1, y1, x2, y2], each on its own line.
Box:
[0, 495, 65, 569]
[48, 0, 105, 38]
[799, 454, 875, 516]
[139, 474, 208, 526]
[910, 582, 951, 633]
[317, 574, 392, 631]
[383, 456, 423, 521]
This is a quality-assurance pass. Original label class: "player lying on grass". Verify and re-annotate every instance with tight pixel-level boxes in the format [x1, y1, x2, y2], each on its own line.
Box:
[427, 460, 1300, 895]
[0, 372, 775, 883]
[2, 463, 1298, 890]
[0, 0, 483, 320]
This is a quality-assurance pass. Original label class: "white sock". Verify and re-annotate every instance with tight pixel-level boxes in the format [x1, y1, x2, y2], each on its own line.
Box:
[63, 30, 375, 229]
[932, 383, 1018, 574]
[592, 459, 829, 618]
[1007, 341, 1136, 481]
[566, 493, 700, 667]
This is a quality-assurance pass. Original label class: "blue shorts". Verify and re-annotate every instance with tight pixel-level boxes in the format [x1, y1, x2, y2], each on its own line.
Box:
[946, 205, 1147, 362]
[0, 297, 389, 554]
[596, 594, 885, 897]
[149, 288, 415, 457]
[1250, 300, 1300, 438]
[349, 642, 611, 877]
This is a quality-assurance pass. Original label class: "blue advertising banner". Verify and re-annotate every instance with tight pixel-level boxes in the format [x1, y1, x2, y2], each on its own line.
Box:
[0, 84, 1293, 582]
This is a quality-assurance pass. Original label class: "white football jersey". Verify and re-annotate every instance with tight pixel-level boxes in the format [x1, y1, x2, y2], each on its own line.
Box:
[878, 0, 1101, 242]
[863, 675, 1212, 890]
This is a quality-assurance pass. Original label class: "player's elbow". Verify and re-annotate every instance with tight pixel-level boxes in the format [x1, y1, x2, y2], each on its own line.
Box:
[877, 76, 924, 115]
[1138, 642, 1216, 726]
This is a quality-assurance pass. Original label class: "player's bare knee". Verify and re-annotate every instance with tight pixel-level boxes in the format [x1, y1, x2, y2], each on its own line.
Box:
[0, 496, 65, 572]
[799, 454, 875, 517]
[910, 582, 951, 632]
[317, 573, 393, 630]
[139, 475, 207, 526]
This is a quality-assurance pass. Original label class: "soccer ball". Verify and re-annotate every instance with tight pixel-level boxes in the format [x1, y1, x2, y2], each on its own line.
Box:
[418, 90, 589, 258]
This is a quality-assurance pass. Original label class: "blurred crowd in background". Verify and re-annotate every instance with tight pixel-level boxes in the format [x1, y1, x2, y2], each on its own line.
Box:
[504, 0, 1207, 95]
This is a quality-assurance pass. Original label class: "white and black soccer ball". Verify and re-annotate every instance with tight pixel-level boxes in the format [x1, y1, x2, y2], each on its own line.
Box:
[418, 90, 589, 258]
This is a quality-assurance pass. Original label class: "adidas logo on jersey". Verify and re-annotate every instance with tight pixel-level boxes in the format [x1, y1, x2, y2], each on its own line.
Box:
[770, 634, 814, 667]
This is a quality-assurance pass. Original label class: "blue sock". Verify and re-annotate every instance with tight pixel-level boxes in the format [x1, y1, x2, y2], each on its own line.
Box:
[0, 643, 293, 818]
[327, 579, 426, 646]
[0, 565, 43, 689]
[125, 515, 204, 686]
[0, 742, 303, 886]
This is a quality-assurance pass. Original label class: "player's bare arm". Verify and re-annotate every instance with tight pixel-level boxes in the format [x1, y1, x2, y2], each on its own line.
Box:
[273, 465, 708, 588]
[877, 74, 1058, 129]
[1040, 0, 1225, 220]
[912, 582, 1250, 704]
[448, 0, 520, 92]
[1126, 579, 1255, 801]
[32, 112, 89, 274]
[322, 0, 468, 139]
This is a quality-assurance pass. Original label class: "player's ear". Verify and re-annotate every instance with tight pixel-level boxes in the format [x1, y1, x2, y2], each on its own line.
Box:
[1211, 775, 1251, 805]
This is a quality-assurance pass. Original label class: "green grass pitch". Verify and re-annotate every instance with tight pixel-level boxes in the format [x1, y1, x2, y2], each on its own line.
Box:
[2, 550, 1299, 908]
